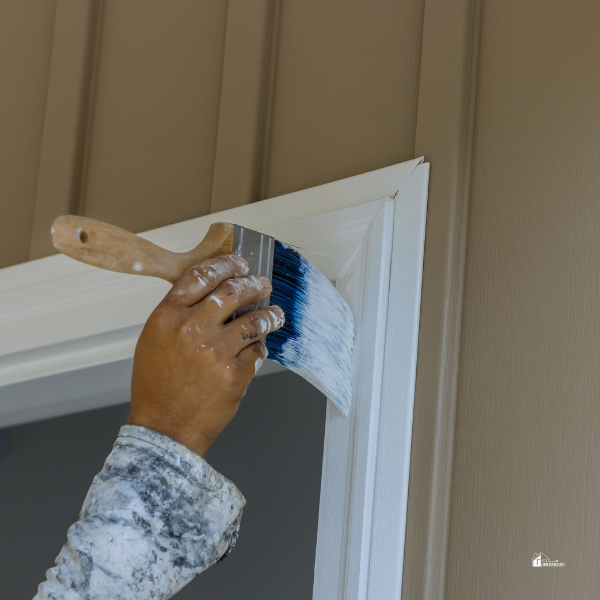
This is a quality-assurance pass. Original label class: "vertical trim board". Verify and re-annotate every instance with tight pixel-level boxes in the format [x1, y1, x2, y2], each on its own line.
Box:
[313, 200, 395, 600]
[29, 0, 102, 260]
[367, 164, 430, 599]
[210, 0, 280, 212]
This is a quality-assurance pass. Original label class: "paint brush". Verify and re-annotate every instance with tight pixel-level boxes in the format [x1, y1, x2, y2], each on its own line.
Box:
[51, 216, 354, 415]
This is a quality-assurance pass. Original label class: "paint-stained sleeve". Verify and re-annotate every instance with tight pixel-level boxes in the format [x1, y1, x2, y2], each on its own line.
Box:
[33, 424, 245, 600]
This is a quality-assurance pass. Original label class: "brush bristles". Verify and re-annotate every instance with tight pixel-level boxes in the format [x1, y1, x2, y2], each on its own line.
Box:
[266, 240, 354, 415]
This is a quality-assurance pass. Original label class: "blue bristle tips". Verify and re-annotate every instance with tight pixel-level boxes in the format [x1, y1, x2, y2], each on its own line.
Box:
[266, 240, 354, 415]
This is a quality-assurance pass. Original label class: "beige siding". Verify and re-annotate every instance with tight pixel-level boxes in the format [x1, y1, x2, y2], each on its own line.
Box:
[445, 0, 600, 597]
[0, 2, 56, 268]
[80, 0, 228, 233]
[0, 0, 424, 261]
[5, 1, 600, 597]
[265, 0, 424, 198]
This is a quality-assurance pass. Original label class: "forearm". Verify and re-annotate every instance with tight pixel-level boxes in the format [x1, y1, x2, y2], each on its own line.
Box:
[34, 425, 245, 600]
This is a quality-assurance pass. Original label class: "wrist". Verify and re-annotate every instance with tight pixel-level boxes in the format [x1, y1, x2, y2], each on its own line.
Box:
[126, 413, 214, 457]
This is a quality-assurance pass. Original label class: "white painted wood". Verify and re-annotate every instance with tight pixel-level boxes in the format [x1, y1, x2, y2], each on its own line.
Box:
[0, 198, 385, 392]
[367, 163, 429, 599]
[0, 358, 134, 429]
[313, 164, 429, 600]
[0, 159, 429, 600]
[313, 200, 395, 600]
[0, 160, 422, 425]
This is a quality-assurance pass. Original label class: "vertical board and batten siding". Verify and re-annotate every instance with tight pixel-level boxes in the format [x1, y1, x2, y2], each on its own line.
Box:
[9, 0, 600, 598]
[78, 0, 229, 234]
[401, 0, 483, 597]
[0, 0, 425, 266]
[264, 0, 424, 198]
[0, 1, 56, 268]
[444, 0, 600, 598]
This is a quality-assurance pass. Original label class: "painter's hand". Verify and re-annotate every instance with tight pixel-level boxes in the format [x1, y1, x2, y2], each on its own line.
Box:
[128, 255, 285, 457]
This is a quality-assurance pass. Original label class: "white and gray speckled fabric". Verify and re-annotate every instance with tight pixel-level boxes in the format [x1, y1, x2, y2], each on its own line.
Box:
[33, 424, 245, 600]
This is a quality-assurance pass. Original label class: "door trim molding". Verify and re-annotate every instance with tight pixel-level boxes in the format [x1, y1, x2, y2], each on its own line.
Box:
[0, 159, 429, 600]
[0, 159, 421, 426]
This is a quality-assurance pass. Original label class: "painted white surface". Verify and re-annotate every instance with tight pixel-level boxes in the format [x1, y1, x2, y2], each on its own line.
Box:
[0, 160, 421, 398]
[0, 197, 388, 395]
[312, 163, 429, 600]
[0, 158, 429, 600]
[313, 199, 396, 600]
[367, 163, 429, 599]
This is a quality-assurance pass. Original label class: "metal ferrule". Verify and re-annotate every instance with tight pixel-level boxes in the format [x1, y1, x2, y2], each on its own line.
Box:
[228, 225, 275, 327]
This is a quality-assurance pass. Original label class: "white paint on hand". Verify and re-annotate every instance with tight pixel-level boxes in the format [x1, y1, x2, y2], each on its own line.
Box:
[50, 225, 55, 234]
[254, 357, 264, 374]
[270, 310, 285, 329]
[133, 261, 144, 272]
[187, 281, 203, 295]
[75, 227, 82, 240]
[208, 295, 223, 307]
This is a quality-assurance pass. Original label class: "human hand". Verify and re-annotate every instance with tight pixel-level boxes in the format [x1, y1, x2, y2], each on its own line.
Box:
[127, 254, 285, 457]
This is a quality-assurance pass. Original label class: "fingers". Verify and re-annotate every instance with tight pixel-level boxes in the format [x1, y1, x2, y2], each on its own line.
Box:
[237, 340, 269, 377]
[196, 275, 272, 321]
[165, 255, 249, 307]
[226, 305, 285, 354]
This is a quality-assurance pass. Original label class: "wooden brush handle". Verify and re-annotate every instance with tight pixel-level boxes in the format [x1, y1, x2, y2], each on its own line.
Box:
[51, 215, 235, 284]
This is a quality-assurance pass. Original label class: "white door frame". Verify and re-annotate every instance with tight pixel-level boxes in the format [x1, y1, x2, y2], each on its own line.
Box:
[0, 158, 429, 599]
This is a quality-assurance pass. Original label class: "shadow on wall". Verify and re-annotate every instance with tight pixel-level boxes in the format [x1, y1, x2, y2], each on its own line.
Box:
[0, 371, 326, 600]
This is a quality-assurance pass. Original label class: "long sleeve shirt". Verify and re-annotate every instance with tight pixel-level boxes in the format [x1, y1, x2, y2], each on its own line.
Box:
[33, 424, 246, 600]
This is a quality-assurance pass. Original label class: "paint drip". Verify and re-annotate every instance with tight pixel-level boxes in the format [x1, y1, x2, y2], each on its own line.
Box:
[266, 241, 354, 415]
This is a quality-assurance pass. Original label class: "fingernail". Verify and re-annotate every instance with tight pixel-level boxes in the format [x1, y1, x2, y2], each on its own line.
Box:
[272, 305, 284, 318]
[258, 276, 271, 289]
[232, 255, 249, 272]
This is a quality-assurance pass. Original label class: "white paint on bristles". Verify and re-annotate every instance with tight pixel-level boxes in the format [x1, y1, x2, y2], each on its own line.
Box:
[267, 241, 354, 416]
